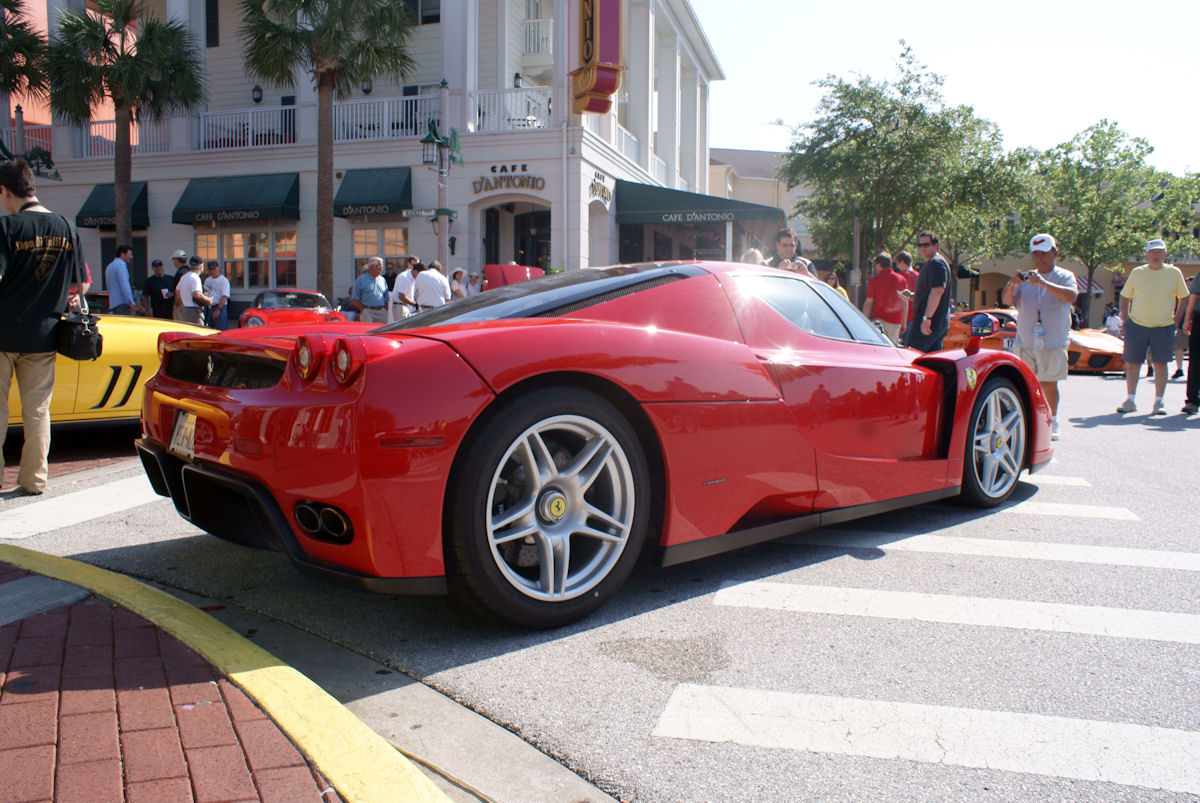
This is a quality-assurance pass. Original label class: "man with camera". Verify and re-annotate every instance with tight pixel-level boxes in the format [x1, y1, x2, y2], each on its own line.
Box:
[1002, 234, 1078, 441]
[0, 159, 78, 495]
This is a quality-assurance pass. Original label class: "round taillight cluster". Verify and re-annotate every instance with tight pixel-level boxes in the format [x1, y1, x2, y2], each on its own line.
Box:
[330, 337, 365, 385]
[293, 334, 328, 381]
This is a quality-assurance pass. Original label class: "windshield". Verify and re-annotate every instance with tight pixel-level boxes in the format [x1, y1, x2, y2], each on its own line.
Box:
[374, 263, 703, 331]
[260, 292, 331, 310]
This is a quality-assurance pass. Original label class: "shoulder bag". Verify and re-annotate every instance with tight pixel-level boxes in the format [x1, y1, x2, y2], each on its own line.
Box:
[56, 218, 103, 360]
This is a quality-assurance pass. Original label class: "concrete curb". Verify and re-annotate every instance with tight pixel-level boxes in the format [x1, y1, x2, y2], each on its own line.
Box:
[0, 543, 449, 803]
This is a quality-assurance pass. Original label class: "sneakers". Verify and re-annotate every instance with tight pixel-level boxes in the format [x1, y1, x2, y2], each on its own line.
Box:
[1116, 399, 1138, 414]
[1184, 402, 1199, 415]
[1050, 418, 1061, 441]
[1151, 400, 1167, 416]
[1172, 368, 1184, 379]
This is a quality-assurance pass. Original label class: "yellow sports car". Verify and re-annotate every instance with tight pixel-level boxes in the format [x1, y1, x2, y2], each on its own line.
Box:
[7, 316, 210, 424]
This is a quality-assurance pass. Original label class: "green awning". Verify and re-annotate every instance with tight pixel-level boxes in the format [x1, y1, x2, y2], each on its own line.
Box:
[76, 182, 149, 229]
[614, 179, 785, 226]
[172, 173, 300, 225]
[333, 167, 412, 217]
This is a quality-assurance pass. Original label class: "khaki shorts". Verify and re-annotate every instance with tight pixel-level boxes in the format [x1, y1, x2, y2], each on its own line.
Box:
[1015, 345, 1068, 382]
[874, 319, 902, 342]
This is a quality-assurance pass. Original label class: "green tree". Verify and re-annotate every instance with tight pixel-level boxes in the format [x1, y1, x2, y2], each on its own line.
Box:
[1039, 120, 1200, 322]
[1, 0, 47, 105]
[240, 0, 417, 299]
[46, 0, 204, 251]
[781, 45, 1032, 300]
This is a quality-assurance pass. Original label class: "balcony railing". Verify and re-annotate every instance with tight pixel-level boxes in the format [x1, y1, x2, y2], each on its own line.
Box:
[676, 174, 689, 193]
[651, 153, 669, 185]
[474, 87, 552, 132]
[1, 124, 53, 158]
[333, 94, 439, 142]
[524, 18, 553, 55]
[83, 118, 170, 158]
[199, 107, 296, 151]
[616, 122, 639, 164]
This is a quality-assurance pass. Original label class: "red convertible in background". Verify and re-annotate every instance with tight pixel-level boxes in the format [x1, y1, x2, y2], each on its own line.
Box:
[238, 289, 347, 328]
[138, 262, 1051, 628]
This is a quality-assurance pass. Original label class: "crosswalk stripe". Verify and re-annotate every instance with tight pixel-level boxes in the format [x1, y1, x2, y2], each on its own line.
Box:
[1026, 474, 1091, 486]
[713, 581, 1200, 644]
[0, 476, 163, 540]
[653, 684, 1200, 795]
[1000, 501, 1139, 520]
[793, 530, 1200, 572]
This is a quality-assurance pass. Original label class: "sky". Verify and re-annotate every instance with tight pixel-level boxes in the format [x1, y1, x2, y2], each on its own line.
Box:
[687, 0, 1197, 176]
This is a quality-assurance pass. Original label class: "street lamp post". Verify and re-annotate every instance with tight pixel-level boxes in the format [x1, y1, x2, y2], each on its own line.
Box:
[421, 79, 461, 269]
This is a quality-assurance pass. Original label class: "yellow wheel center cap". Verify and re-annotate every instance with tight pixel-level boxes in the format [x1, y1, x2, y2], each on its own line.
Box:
[538, 491, 568, 523]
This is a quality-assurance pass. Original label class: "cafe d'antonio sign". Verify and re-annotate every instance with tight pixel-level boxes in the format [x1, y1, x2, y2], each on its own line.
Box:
[570, 0, 622, 114]
[472, 163, 546, 194]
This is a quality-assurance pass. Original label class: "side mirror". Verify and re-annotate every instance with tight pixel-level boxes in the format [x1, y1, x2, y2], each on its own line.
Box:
[966, 313, 999, 355]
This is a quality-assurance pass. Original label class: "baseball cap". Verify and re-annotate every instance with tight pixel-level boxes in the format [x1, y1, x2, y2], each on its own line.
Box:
[172, 249, 187, 259]
[188, 255, 204, 266]
[1145, 238, 1167, 252]
[1029, 234, 1056, 253]
[151, 258, 163, 266]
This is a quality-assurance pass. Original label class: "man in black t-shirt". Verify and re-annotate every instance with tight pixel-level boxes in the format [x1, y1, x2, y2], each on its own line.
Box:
[902, 230, 952, 352]
[0, 159, 78, 495]
[141, 259, 175, 318]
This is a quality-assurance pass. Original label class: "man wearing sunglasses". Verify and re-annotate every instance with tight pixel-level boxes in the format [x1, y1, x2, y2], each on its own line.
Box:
[900, 231, 952, 352]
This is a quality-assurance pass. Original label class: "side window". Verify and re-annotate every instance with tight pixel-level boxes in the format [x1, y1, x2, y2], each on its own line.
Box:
[739, 275, 850, 340]
[809, 280, 891, 345]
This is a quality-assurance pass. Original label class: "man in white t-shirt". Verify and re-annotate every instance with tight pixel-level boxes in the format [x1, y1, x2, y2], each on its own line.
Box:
[413, 259, 452, 311]
[203, 262, 232, 329]
[174, 259, 211, 326]
[388, 257, 419, 321]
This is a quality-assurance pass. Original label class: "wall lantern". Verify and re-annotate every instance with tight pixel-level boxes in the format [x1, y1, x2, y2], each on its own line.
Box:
[514, 72, 523, 88]
[251, 85, 263, 104]
[361, 78, 373, 95]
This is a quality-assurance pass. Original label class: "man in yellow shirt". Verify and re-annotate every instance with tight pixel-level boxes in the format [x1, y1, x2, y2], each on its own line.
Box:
[1116, 238, 1190, 415]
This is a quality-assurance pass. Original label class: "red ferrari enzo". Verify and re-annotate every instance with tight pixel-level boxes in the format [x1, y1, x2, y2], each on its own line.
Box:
[238, 289, 347, 328]
[137, 262, 1051, 628]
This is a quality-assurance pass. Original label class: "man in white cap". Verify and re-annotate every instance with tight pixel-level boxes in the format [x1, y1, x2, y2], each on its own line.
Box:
[1002, 234, 1078, 440]
[1116, 238, 1189, 415]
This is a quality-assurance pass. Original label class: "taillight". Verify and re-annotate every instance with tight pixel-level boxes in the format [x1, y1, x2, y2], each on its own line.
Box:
[157, 331, 190, 361]
[294, 334, 329, 381]
[331, 337, 366, 385]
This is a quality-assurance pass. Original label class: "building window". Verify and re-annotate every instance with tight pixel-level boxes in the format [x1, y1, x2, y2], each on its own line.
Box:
[194, 231, 297, 291]
[404, 0, 440, 24]
[352, 226, 409, 274]
[205, 0, 218, 47]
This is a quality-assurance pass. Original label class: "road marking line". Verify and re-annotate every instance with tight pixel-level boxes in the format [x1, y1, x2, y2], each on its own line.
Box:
[0, 476, 163, 540]
[1026, 474, 1091, 486]
[1001, 501, 1139, 520]
[653, 684, 1200, 795]
[713, 581, 1200, 644]
[797, 531, 1200, 572]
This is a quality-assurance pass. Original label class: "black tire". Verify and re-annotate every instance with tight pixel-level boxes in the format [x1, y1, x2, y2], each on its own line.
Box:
[243, 316, 265, 327]
[446, 387, 651, 628]
[960, 377, 1027, 508]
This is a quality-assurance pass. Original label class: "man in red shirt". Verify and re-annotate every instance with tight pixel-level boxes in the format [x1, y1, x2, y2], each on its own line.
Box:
[863, 252, 908, 342]
[894, 250, 919, 339]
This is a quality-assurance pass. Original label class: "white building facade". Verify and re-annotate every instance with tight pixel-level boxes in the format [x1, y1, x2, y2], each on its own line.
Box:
[3, 0, 792, 307]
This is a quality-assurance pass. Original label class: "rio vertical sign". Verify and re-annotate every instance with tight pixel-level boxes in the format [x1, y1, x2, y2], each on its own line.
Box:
[570, 0, 623, 114]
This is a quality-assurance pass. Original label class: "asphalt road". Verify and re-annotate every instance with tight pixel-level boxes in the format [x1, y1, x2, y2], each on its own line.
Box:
[4, 372, 1198, 801]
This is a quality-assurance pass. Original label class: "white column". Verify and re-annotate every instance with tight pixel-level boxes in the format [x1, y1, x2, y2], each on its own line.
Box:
[441, 0, 478, 133]
[696, 81, 710, 194]
[679, 62, 699, 191]
[655, 31, 679, 186]
[627, 0, 653, 171]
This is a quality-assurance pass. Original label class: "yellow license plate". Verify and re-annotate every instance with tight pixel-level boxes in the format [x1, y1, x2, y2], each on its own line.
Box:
[168, 410, 197, 461]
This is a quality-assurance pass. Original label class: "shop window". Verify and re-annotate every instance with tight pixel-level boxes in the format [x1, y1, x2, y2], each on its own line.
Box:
[352, 226, 409, 274]
[194, 231, 297, 291]
[404, 0, 440, 24]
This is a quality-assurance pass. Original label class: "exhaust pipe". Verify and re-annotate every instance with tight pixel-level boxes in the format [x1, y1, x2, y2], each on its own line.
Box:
[319, 506, 351, 541]
[294, 502, 321, 534]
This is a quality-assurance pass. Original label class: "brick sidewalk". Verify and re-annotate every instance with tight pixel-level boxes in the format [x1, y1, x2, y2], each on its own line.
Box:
[0, 563, 342, 802]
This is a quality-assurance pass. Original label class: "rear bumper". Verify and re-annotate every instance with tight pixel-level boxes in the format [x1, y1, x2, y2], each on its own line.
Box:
[136, 439, 446, 595]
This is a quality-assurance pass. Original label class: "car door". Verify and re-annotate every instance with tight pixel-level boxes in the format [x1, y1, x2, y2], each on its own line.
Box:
[725, 273, 950, 510]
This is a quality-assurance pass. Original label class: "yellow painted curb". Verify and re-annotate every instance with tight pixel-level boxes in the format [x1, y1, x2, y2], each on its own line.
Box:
[0, 544, 448, 803]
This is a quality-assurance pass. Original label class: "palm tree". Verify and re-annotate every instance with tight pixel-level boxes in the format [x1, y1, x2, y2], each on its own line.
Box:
[1, 0, 47, 105]
[46, 0, 203, 250]
[240, 0, 417, 299]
